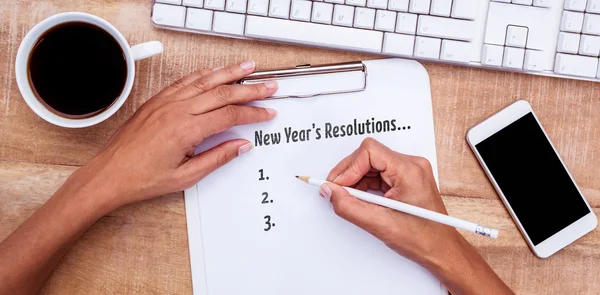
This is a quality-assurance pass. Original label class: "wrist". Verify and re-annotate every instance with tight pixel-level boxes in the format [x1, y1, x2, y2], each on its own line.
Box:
[420, 233, 480, 292]
[419, 230, 469, 273]
[424, 233, 470, 273]
[55, 160, 126, 219]
[422, 233, 512, 295]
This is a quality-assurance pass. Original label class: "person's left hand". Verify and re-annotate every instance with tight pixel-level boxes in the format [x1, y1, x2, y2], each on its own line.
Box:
[62, 60, 277, 212]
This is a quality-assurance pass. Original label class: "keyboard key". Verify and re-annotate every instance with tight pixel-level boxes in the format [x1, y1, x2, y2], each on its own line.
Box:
[396, 12, 417, 34]
[326, 0, 345, 3]
[505, 26, 528, 47]
[587, 0, 600, 13]
[226, 0, 247, 13]
[205, 0, 226, 10]
[481, 44, 504, 66]
[512, 0, 532, 5]
[153, 4, 186, 27]
[383, 33, 415, 55]
[183, 0, 204, 8]
[555, 53, 598, 77]
[417, 15, 476, 41]
[579, 34, 600, 56]
[533, 0, 552, 7]
[291, 1, 312, 21]
[414, 36, 441, 59]
[269, 0, 291, 18]
[213, 12, 245, 34]
[157, 0, 182, 5]
[354, 7, 376, 29]
[409, 0, 431, 14]
[346, 0, 367, 6]
[186, 8, 213, 31]
[524, 49, 544, 71]
[583, 13, 600, 35]
[312, 2, 334, 24]
[502, 47, 525, 69]
[451, 0, 478, 20]
[245, 16, 384, 52]
[430, 0, 451, 17]
[557, 32, 581, 53]
[564, 0, 586, 11]
[388, 0, 409, 11]
[440, 40, 471, 62]
[333, 5, 355, 26]
[367, 0, 389, 9]
[248, 0, 268, 15]
[561, 11, 584, 33]
[375, 10, 397, 32]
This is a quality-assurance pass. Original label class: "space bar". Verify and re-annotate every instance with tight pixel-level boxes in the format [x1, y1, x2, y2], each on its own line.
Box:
[245, 16, 383, 53]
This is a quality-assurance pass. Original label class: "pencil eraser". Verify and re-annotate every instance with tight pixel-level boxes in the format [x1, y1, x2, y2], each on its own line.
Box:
[490, 229, 499, 239]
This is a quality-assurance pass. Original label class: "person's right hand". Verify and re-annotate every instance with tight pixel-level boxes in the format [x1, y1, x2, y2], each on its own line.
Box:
[322, 138, 463, 267]
[322, 138, 515, 295]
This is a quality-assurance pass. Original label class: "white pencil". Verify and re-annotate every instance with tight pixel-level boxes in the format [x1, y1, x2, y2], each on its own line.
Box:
[296, 176, 499, 239]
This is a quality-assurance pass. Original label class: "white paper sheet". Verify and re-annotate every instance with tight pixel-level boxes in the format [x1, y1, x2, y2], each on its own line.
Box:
[185, 59, 446, 295]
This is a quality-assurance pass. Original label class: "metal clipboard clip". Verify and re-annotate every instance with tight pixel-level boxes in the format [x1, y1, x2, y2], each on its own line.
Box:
[238, 61, 367, 99]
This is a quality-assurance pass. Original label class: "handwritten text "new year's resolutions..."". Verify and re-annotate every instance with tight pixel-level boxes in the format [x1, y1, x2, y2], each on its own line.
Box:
[254, 117, 411, 146]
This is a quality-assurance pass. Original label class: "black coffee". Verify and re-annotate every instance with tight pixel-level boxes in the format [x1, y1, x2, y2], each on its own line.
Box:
[28, 22, 127, 118]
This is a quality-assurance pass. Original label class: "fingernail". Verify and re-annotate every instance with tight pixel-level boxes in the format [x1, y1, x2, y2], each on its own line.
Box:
[212, 66, 224, 72]
[264, 80, 278, 89]
[333, 176, 340, 183]
[238, 143, 254, 156]
[240, 60, 256, 71]
[319, 184, 332, 201]
[266, 108, 277, 117]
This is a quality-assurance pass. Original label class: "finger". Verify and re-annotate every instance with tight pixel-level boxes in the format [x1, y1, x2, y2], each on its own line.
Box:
[326, 151, 356, 181]
[156, 68, 216, 98]
[176, 139, 253, 187]
[321, 182, 384, 230]
[190, 105, 277, 145]
[381, 181, 391, 193]
[188, 81, 278, 115]
[171, 60, 257, 101]
[365, 170, 380, 178]
[327, 138, 398, 187]
[383, 187, 406, 202]
[353, 177, 382, 192]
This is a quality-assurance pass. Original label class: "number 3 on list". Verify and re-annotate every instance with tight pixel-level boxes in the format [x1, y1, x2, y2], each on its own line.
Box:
[264, 215, 275, 231]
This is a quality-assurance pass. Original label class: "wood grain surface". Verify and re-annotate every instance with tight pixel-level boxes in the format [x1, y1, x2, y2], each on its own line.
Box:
[1, 1, 599, 294]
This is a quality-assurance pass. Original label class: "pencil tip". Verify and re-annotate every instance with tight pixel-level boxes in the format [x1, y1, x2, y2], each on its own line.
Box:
[296, 176, 309, 183]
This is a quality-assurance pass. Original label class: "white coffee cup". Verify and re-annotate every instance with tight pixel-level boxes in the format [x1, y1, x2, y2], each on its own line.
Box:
[15, 12, 163, 128]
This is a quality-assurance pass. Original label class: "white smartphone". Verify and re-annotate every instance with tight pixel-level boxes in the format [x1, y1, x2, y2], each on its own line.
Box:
[467, 100, 597, 258]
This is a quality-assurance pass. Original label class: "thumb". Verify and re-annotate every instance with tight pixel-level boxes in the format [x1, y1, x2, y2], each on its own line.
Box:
[321, 182, 381, 228]
[177, 139, 252, 186]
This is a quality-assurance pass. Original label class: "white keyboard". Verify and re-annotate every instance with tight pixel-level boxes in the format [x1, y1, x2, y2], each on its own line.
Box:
[151, 0, 600, 82]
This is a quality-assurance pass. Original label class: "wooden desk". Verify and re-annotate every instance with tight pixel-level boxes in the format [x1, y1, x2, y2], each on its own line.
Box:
[1, 1, 599, 294]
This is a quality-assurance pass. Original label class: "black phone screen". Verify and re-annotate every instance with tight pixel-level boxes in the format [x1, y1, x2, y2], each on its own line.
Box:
[475, 112, 590, 245]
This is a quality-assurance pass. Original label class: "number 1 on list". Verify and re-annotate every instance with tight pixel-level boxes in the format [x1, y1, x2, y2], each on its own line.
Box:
[258, 169, 269, 181]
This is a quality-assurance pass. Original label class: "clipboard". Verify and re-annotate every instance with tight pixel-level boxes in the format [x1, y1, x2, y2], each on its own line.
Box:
[239, 61, 367, 99]
[184, 59, 446, 295]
